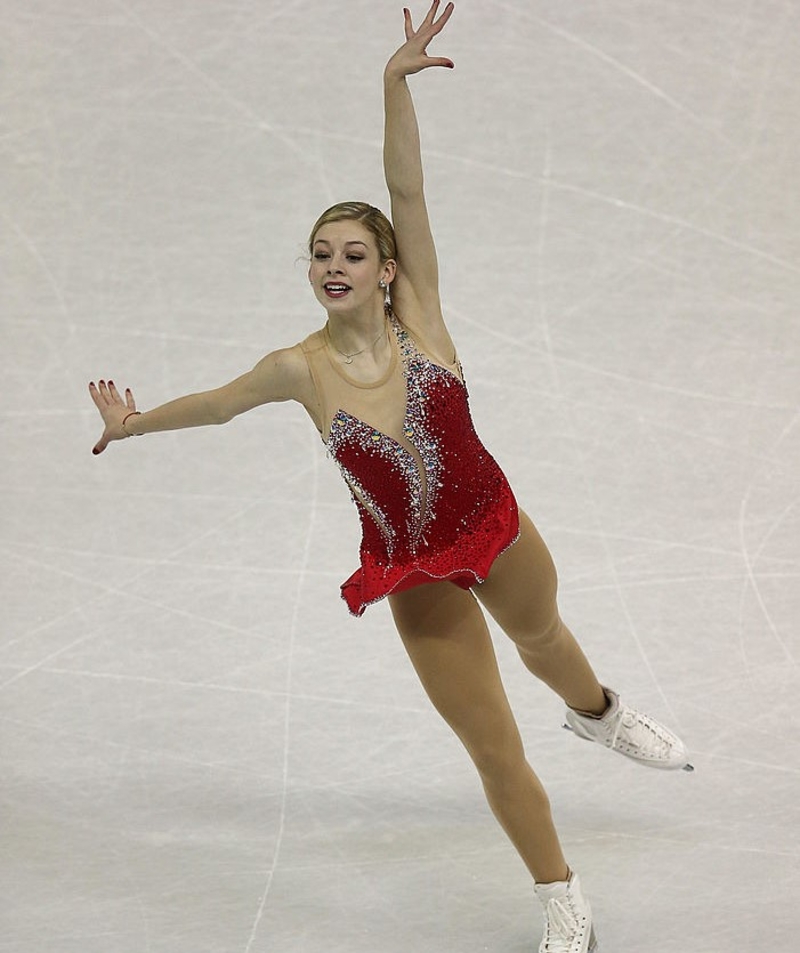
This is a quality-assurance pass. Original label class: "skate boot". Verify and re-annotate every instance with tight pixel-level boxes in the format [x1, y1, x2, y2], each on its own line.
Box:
[564, 687, 693, 771]
[535, 871, 597, 953]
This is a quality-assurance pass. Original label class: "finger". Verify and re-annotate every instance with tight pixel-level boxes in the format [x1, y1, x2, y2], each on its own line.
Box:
[107, 380, 124, 404]
[428, 56, 455, 69]
[125, 387, 136, 411]
[92, 433, 108, 455]
[430, 1, 455, 35]
[88, 381, 106, 411]
[96, 379, 112, 404]
[97, 380, 116, 406]
[403, 7, 413, 40]
[422, 0, 441, 28]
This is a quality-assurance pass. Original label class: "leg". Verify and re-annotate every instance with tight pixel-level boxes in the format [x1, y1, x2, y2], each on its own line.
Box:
[478, 509, 692, 771]
[388, 580, 569, 884]
[475, 509, 607, 715]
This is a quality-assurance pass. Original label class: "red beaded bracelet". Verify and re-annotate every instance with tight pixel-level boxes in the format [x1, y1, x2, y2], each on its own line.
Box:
[121, 411, 142, 436]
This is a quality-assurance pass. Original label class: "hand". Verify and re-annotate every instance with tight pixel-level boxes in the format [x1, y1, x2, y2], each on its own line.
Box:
[89, 379, 138, 455]
[385, 1, 455, 80]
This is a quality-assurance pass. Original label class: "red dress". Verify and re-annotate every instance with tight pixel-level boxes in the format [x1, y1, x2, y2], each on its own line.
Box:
[300, 313, 519, 616]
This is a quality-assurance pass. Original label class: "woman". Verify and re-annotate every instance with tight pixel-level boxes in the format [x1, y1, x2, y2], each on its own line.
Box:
[90, 4, 690, 950]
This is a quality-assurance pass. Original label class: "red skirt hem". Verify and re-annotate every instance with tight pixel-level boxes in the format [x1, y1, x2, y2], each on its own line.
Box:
[340, 520, 521, 618]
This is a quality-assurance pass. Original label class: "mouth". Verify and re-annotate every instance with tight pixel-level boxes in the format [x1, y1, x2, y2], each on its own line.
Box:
[323, 283, 351, 299]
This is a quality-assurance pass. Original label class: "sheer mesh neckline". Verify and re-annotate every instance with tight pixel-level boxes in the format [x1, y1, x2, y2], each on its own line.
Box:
[322, 320, 397, 389]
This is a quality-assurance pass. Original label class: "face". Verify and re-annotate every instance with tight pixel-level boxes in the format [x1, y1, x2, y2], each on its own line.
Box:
[308, 220, 395, 313]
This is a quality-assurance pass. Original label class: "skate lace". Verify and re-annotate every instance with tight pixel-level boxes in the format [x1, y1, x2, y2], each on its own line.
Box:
[542, 896, 580, 952]
[613, 709, 671, 757]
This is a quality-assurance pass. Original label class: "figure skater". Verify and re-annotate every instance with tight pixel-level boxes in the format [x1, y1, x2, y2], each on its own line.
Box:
[89, 4, 691, 950]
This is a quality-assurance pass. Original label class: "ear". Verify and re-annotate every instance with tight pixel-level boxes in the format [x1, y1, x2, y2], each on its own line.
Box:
[381, 259, 397, 285]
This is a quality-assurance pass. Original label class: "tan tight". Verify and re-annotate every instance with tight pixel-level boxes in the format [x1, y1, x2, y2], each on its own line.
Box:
[387, 510, 606, 884]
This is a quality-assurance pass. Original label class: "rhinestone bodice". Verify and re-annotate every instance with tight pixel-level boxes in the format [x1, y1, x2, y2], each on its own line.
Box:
[300, 313, 519, 615]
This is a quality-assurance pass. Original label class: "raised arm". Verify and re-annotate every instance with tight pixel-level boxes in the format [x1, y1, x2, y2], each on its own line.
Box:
[88, 346, 311, 455]
[383, 2, 455, 354]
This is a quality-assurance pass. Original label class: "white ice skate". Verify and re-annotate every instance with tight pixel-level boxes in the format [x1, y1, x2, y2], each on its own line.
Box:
[535, 871, 597, 953]
[564, 688, 693, 771]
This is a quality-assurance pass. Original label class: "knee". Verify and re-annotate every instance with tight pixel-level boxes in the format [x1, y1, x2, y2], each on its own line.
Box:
[475, 745, 552, 811]
[466, 730, 527, 786]
[512, 611, 565, 658]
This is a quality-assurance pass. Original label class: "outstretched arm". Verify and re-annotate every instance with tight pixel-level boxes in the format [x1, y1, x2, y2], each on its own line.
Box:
[384, 2, 455, 355]
[88, 346, 309, 455]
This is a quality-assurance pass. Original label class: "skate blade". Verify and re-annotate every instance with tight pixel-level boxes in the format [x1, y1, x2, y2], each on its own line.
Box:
[564, 722, 696, 773]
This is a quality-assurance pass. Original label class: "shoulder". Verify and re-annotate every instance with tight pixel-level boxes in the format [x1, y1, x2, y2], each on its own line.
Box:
[296, 327, 326, 356]
[248, 337, 319, 405]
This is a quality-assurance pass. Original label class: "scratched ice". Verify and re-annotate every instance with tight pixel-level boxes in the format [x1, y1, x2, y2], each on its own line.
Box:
[1, 1, 798, 951]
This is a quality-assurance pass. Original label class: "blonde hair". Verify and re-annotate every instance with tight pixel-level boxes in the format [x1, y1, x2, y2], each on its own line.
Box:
[308, 201, 397, 263]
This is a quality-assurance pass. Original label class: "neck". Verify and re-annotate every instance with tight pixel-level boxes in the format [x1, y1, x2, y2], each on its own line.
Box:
[325, 301, 390, 354]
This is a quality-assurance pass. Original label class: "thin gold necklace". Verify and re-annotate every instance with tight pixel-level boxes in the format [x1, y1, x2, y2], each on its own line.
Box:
[328, 324, 386, 364]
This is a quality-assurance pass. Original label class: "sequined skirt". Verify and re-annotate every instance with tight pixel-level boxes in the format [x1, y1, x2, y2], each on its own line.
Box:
[340, 481, 520, 617]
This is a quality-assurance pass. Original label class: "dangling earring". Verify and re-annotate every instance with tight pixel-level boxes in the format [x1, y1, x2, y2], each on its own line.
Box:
[378, 280, 387, 290]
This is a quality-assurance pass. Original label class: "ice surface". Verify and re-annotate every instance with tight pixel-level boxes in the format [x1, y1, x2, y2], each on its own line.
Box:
[2, 1, 798, 950]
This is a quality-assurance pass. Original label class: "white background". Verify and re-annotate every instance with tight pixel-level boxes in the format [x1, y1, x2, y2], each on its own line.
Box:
[2, 1, 798, 950]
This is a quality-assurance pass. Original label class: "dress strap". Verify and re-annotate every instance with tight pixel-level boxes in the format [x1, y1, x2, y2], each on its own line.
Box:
[389, 311, 463, 381]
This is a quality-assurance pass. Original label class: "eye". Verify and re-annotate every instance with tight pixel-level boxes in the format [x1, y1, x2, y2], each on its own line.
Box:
[313, 252, 330, 260]
[347, 255, 364, 262]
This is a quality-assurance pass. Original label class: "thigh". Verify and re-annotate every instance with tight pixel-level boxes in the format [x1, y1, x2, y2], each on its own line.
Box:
[474, 509, 561, 641]
[388, 582, 523, 765]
